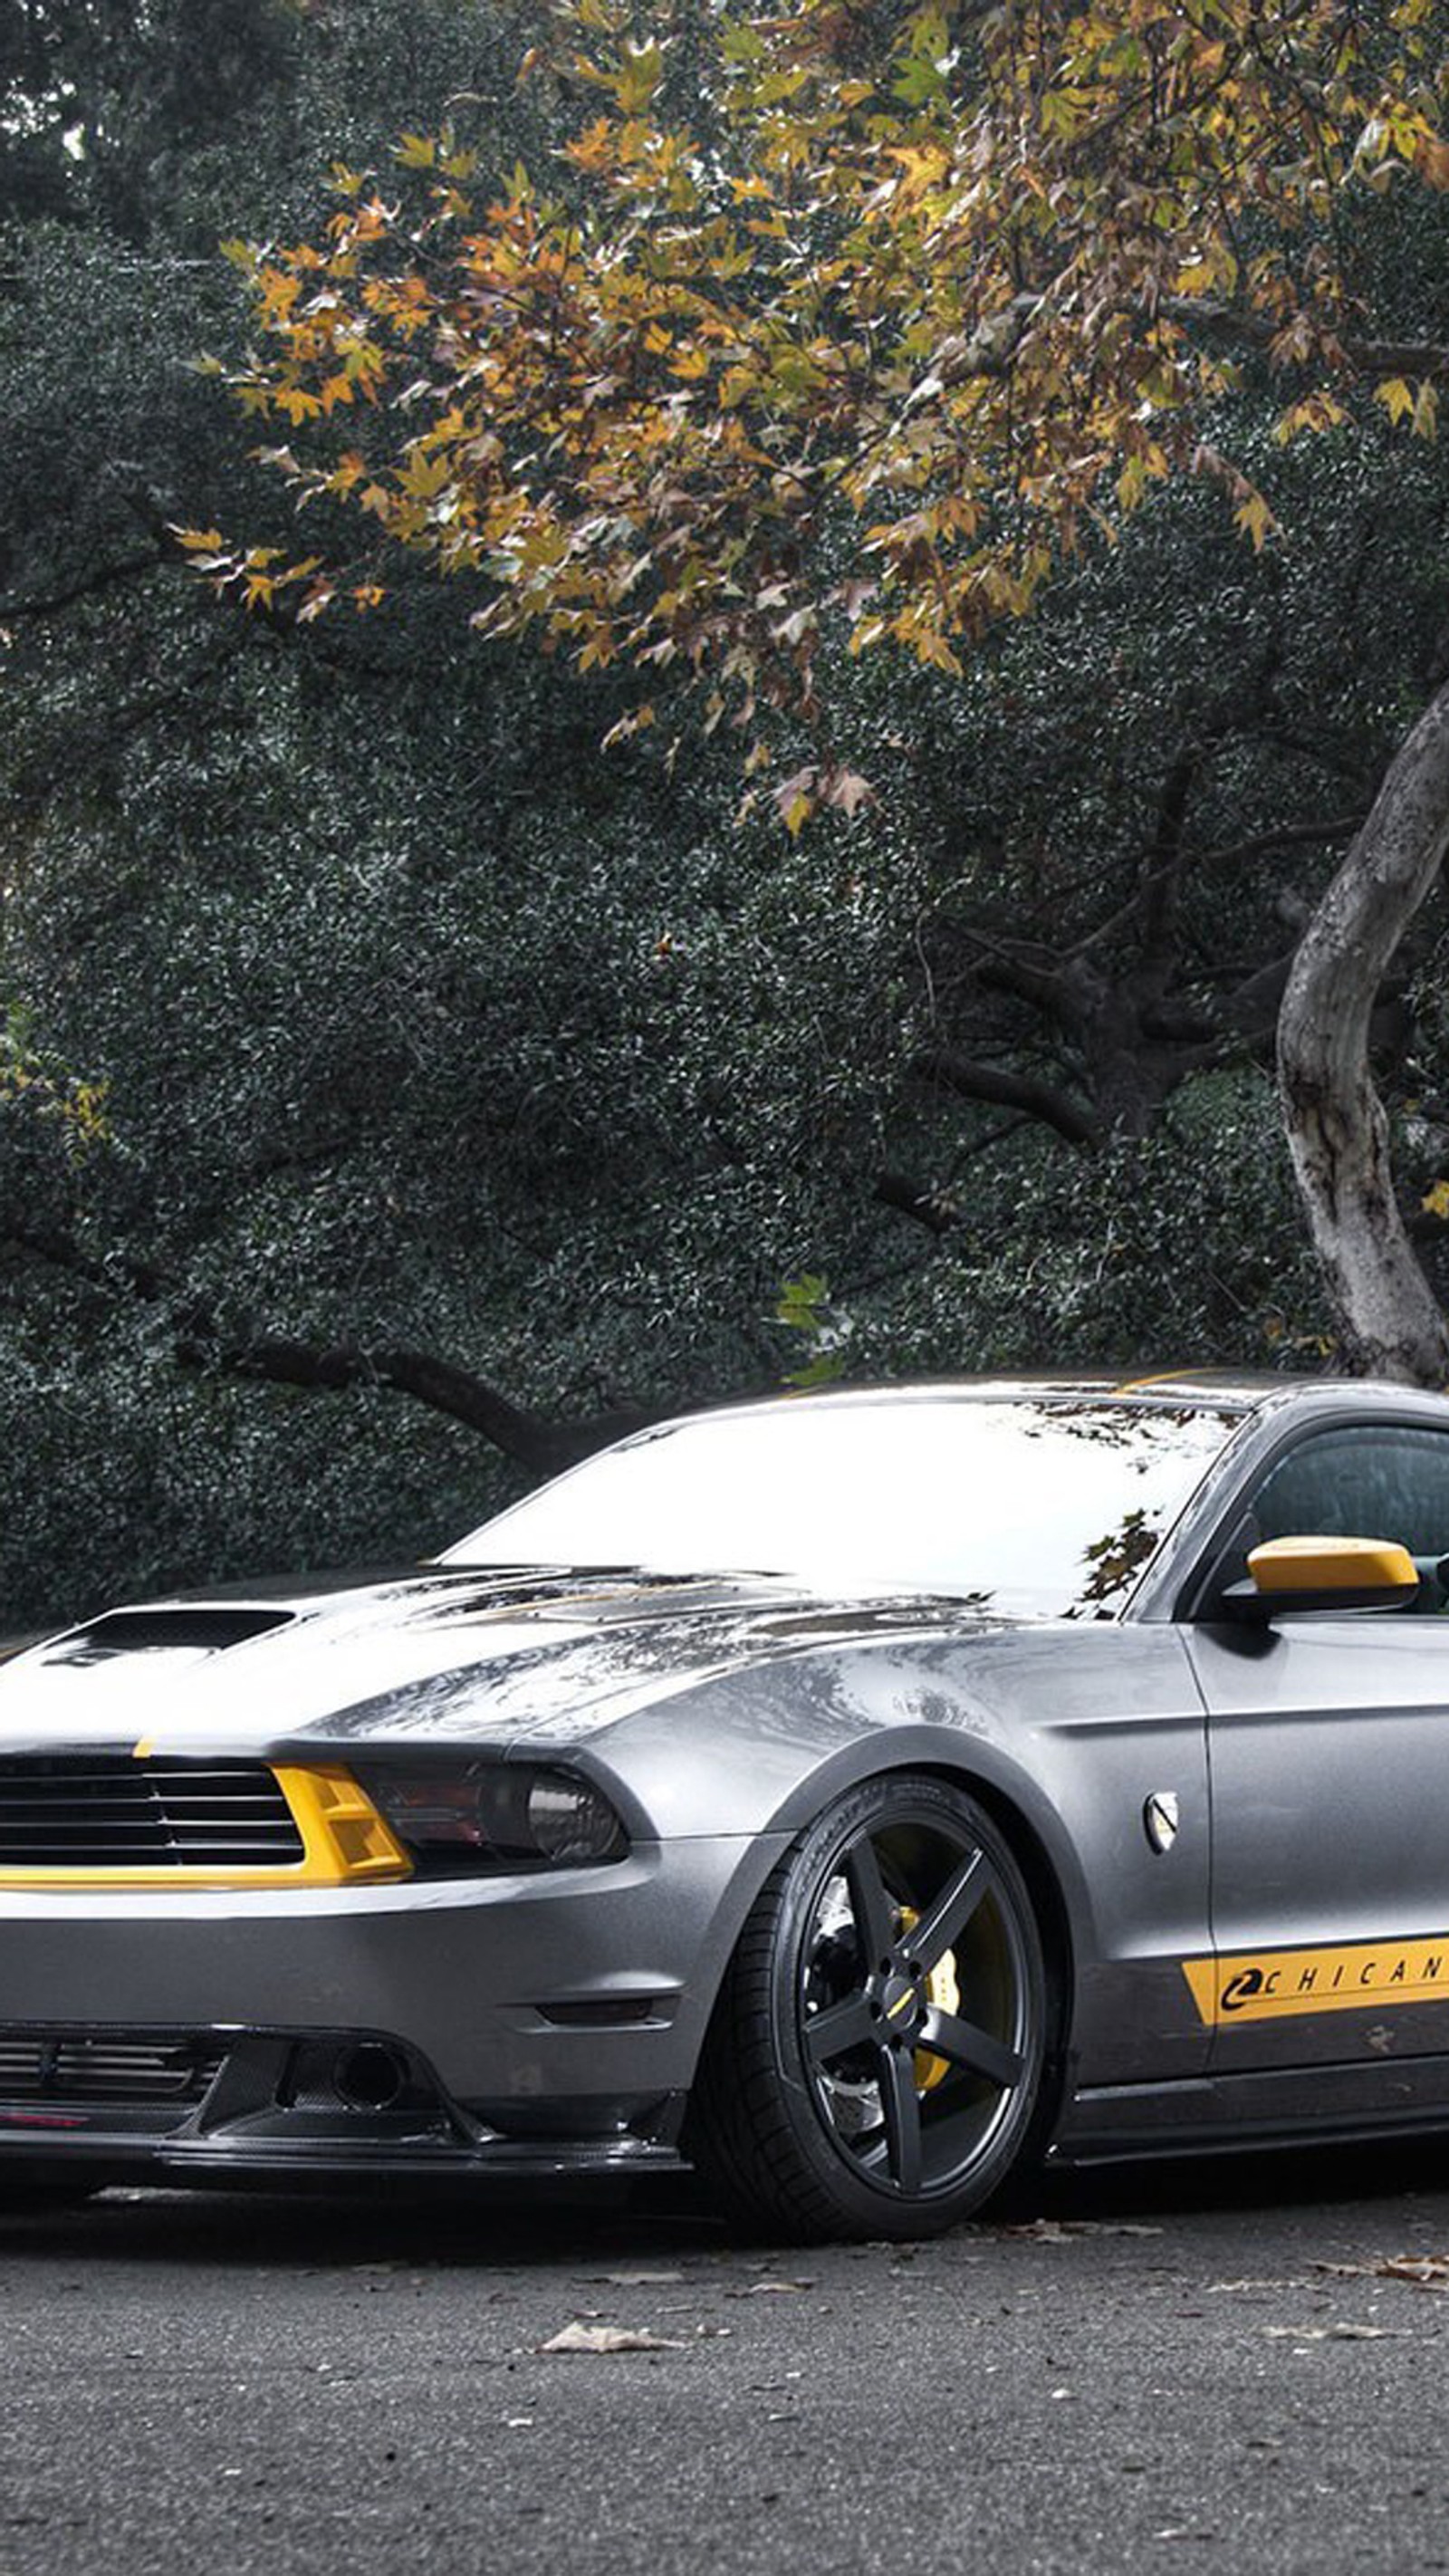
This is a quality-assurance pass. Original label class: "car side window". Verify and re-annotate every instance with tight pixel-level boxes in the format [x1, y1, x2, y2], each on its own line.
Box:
[1253, 1427, 1449, 1552]
[1232, 1425, 1449, 1610]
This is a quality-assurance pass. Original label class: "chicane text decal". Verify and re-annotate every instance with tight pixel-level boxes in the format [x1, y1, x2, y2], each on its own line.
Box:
[1182, 1938, 1449, 2026]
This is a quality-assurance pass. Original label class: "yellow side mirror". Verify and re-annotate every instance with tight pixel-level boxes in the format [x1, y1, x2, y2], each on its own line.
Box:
[1245, 1534, 1419, 1611]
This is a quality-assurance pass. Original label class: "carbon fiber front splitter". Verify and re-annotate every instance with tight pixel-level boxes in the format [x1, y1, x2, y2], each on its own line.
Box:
[0, 2019, 689, 2189]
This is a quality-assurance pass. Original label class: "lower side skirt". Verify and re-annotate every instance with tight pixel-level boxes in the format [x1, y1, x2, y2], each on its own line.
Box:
[1055, 2050, 1449, 2166]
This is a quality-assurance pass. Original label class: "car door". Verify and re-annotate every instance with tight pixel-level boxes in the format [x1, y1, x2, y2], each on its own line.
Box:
[1185, 1419, 1449, 2078]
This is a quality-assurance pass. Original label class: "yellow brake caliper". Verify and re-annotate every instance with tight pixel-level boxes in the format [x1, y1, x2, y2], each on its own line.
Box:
[899, 1905, 960, 2092]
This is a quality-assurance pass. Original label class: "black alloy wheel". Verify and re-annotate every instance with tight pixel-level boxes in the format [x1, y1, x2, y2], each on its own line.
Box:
[688, 1773, 1055, 2240]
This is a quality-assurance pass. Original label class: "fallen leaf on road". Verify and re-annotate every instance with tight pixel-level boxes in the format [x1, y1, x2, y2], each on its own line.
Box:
[1002, 2218, 1163, 2241]
[589, 2272, 687, 2288]
[1262, 2321, 1406, 2341]
[1379, 2255, 1449, 2292]
[1061, 2221, 1165, 2238]
[538, 2322, 686, 2355]
[726, 2279, 815, 2298]
[1207, 2278, 1310, 2294]
[1314, 2253, 1449, 2292]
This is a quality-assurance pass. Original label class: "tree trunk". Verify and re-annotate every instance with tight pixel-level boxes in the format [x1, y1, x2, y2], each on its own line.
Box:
[1278, 682, 1449, 1383]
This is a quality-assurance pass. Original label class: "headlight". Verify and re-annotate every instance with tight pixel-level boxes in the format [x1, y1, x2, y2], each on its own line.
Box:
[355, 1762, 629, 1872]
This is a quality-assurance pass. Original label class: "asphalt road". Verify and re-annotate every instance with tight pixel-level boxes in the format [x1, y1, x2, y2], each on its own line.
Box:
[4, 2146, 1449, 2576]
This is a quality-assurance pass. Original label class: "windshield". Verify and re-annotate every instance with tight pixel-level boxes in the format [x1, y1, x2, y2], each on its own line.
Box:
[441, 1395, 1238, 1618]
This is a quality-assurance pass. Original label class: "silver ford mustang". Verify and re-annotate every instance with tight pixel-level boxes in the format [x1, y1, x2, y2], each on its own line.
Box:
[2, 1374, 1447, 2240]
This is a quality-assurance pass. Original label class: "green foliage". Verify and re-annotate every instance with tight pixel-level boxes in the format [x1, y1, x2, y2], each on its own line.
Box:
[5, 0, 1442, 1637]
[774, 1274, 851, 1390]
[852, 1073, 1326, 1380]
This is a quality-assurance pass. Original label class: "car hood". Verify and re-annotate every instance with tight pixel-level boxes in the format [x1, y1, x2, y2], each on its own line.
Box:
[0, 1564, 1015, 1759]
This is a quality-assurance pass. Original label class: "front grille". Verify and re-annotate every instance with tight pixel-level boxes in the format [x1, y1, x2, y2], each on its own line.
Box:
[0, 1758, 304, 1870]
[0, 2033, 226, 2105]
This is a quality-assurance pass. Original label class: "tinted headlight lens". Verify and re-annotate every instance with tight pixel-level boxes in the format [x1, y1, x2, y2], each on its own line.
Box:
[524, 1774, 623, 1862]
[358, 1763, 628, 1870]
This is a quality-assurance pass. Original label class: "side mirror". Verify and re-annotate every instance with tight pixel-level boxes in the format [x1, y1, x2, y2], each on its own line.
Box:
[1222, 1534, 1421, 1620]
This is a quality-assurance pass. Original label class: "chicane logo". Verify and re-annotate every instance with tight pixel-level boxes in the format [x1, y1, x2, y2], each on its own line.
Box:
[1222, 1967, 1270, 2013]
[1181, 1938, 1449, 2026]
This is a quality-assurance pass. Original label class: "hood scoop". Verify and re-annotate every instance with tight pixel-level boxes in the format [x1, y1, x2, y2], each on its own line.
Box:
[42, 1607, 297, 1667]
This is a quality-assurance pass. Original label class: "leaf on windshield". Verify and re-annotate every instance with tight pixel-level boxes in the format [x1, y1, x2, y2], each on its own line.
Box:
[1077, 1507, 1160, 1606]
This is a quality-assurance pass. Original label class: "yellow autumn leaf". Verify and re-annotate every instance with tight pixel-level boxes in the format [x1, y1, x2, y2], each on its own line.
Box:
[913, 629, 964, 676]
[398, 448, 455, 500]
[1375, 377, 1416, 424]
[1233, 491, 1278, 552]
[773, 765, 817, 835]
[273, 384, 323, 425]
[612, 40, 664, 114]
[1117, 454, 1147, 509]
[1273, 390, 1348, 443]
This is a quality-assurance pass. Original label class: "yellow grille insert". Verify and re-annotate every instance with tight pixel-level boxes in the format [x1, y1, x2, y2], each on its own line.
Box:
[0, 1761, 412, 1892]
[272, 1765, 413, 1886]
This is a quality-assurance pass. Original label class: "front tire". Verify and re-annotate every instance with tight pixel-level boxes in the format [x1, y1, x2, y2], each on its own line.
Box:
[687, 1774, 1055, 2241]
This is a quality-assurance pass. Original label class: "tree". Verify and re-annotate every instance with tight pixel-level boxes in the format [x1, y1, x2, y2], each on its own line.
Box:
[5, 0, 845, 1623]
[205, 0, 1449, 1376]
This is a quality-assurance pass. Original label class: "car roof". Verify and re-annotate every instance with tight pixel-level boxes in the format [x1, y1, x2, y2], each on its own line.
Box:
[645, 1372, 1449, 1434]
[692, 1372, 1291, 1415]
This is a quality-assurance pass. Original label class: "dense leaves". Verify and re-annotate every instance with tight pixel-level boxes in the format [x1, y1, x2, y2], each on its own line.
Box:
[202, 0, 1449, 1380]
[212, 1, 1449, 812]
[5, 1, 1449, 1629]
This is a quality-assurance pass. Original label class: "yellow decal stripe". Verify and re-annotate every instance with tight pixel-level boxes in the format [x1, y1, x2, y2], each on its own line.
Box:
[1185, 1937, 1449, 2026]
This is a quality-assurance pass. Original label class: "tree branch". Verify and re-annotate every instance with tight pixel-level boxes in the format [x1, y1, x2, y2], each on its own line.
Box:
[177, 1331, 647, 1475]
[1136, 749, 1199, 998]
[2, 1224, 654, 1477]
[0, 547, 166, 622]
[872, 1172, 961, 1235]
[1196, 812, 1366, 870]
[911, 1049, 1101, 1148]
[1278, 678, 1449, 1379]
[1162, 297, 1449, 380]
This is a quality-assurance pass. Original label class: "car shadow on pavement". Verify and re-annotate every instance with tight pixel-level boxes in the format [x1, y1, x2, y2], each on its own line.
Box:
[4, 2130, 1449, 2269]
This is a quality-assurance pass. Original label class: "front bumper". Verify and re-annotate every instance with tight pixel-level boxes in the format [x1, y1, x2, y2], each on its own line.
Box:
[0, 1831, 784, 2180]
[0, 2020, 689, 2186]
